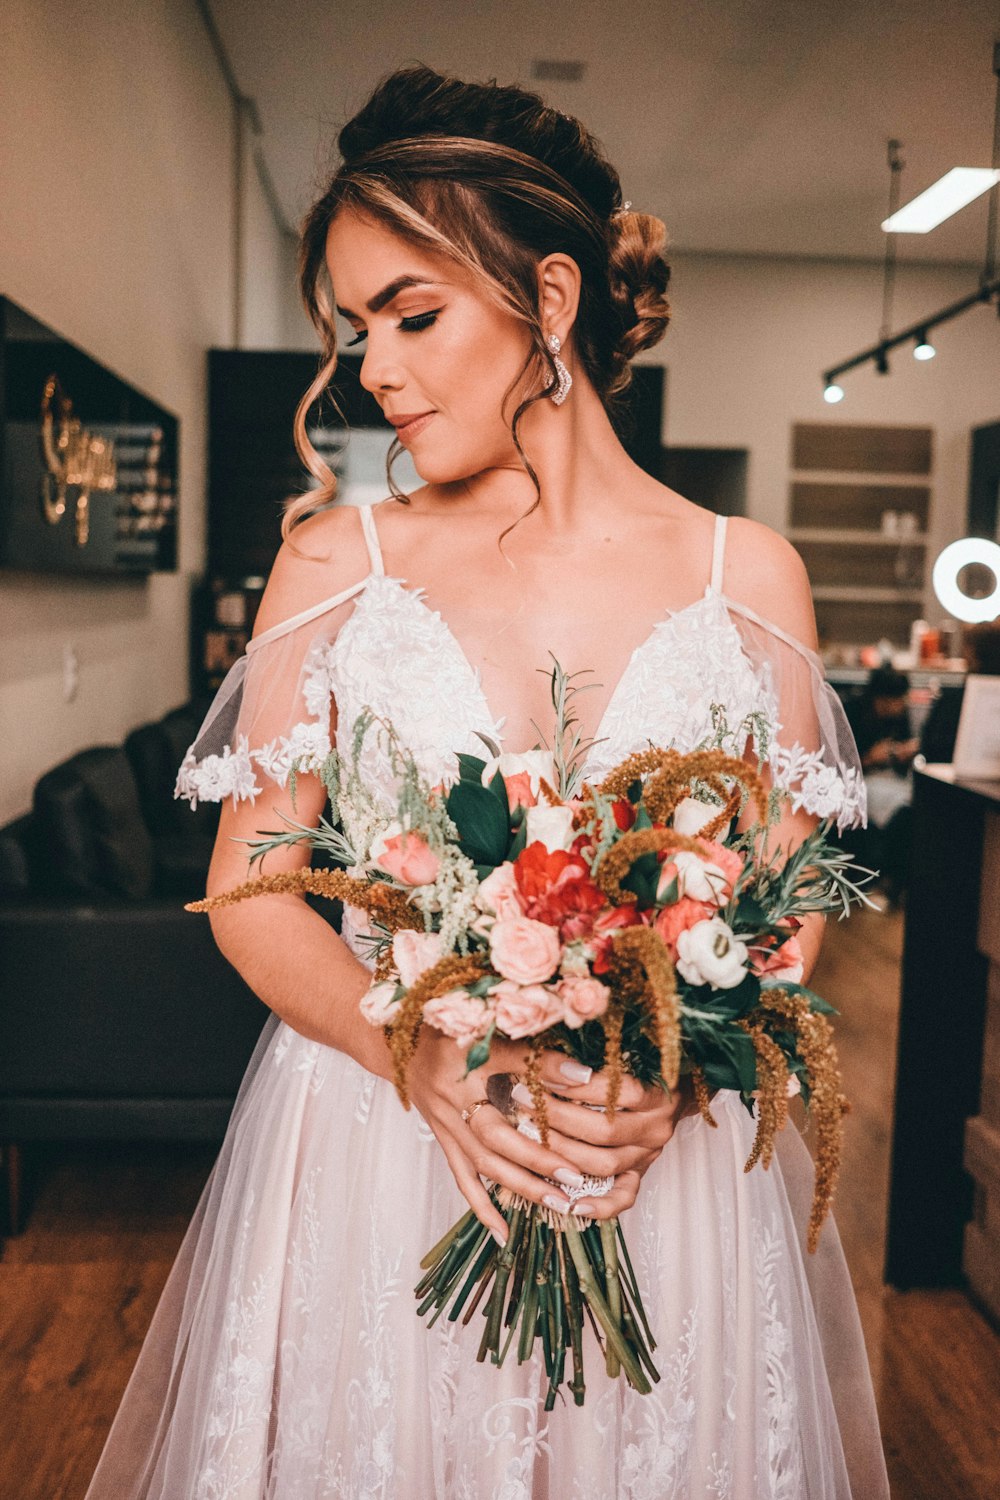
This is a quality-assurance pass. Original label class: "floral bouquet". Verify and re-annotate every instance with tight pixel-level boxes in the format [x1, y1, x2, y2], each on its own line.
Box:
[187, 666, 874, 1406]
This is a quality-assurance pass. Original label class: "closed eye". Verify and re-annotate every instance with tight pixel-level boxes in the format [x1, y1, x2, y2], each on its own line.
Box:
[344, 309, 442, 348]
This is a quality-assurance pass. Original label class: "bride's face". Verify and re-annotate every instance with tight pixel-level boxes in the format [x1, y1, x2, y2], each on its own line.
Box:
[325, 209, 538, 484]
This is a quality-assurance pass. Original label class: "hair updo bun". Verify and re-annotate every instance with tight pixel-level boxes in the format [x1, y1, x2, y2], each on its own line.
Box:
[606, 211, 672, 395]
[288, 65, 672, 532]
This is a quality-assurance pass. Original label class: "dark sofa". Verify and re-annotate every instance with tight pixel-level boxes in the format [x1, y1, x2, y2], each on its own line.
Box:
[0, 702, 272, 1234]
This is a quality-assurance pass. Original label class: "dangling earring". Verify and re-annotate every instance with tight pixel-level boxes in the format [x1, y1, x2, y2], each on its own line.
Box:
[545, 333, 572, 406]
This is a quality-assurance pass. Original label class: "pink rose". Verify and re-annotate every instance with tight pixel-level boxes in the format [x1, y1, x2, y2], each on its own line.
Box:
[392, 929, 445, 987]
[423, 988, 494, 1051]
[750, 934, 805, 984]
[695, 838, 744, 893]
[370, 823, 440, 885]
[493, 980, 564, 1040]
[489, 915, 561, 984]
[654, 897, 715, 959]
[476, 862, 525, 921]
[359, 980, 401, 1026]
[556, 976, 609, 1029]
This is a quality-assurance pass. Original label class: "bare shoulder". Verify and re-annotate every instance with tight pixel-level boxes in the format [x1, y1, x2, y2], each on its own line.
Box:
[722, 515, 819, 653]
[252, 503, 372, 638]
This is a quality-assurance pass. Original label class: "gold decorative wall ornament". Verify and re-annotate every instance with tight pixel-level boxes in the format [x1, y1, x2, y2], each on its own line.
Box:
[39, 373, 117, 546]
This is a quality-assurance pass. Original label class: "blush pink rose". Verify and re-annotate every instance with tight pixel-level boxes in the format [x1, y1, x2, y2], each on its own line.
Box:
[370, 824, 440, 886]
[654, 896, 715, 959]
[694, 838, 744, 893]
[392, 929, 445, 988]
[556, 976, 610, 1029]
[489, 915, 561, 984]
[476, 862, 525, 921]
[750, 934, 805, 983]
[493, 980, 564, 1040]
[359, 980, 401, 1026]
[423, 989, 493, 1051]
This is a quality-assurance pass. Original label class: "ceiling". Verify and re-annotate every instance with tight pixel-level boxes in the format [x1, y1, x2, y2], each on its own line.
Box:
[210, 0, 1000, 266]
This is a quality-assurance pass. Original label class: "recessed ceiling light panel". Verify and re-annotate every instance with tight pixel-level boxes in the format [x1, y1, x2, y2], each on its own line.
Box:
[882, 167, 1000, 234]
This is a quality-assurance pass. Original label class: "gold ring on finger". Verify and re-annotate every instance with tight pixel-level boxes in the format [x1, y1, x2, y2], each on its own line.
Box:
[461, 1098, 491, 1125]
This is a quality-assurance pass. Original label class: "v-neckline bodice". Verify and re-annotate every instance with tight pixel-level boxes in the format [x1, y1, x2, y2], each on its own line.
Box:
[345, 569, 735, 765]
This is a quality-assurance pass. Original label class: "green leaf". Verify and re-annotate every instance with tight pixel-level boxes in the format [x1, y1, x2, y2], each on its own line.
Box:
[464, 1039, 491, 1074]
[487, 768, 511, 825]
[623, 852, 660, 908]
[507, 818, 529, 861]
[446, 781, 510, 865]
[633, 801, 653, 830]
[657, 873, 679, 907]
[456, 752, 488, 783]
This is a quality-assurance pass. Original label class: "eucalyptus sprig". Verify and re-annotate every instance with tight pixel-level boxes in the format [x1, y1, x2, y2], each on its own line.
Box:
[530, 655, 607, 799]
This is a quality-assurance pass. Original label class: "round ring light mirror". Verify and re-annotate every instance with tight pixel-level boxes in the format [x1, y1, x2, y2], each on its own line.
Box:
[932, 537, 1000, 623]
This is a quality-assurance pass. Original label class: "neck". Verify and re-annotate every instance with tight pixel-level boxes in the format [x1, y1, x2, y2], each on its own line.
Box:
[456, 375, 645, 534]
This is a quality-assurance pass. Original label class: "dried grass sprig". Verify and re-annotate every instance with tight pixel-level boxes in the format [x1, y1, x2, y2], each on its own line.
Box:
[388, 953, 490, 1108]
[185, 867, 424, 934]
[752, 985, 847, 1252]
[594, 827, 709, 905]
[595, 746, 768, 832]
[690, 1066, 718, 1127]
[737, 1022, 790, 1171]
[609, 926, 681, 1092]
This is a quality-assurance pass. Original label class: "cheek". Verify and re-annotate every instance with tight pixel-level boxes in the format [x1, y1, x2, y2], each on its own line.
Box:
[432, 309, 534, 429]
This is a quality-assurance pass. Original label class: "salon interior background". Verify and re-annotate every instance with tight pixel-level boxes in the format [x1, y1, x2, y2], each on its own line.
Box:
[1, 0, 999, 825]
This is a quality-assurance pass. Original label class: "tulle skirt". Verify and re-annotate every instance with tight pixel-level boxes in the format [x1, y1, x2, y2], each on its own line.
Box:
[85, 1012, 889, 1499]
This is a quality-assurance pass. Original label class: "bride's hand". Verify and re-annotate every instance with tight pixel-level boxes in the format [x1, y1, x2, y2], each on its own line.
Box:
[511, 1058, 704, 1222]
[406, 1029, 605, 1246]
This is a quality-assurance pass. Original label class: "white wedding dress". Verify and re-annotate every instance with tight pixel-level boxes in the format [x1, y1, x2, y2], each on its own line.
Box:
[86, 504, 889, 1499]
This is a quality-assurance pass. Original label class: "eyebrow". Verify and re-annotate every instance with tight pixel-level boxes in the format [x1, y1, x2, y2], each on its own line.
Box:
[335, 275, 441, 319]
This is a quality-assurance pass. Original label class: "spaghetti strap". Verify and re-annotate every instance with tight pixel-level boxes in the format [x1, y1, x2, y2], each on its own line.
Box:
[359, 502, 386, 577]
[710, 512, 728, 593]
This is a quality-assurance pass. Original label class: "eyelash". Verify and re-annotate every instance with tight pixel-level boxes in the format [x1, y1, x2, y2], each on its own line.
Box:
[345, 310, 441, 348]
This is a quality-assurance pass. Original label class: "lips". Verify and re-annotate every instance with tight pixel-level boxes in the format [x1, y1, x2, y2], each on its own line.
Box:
[388, 411, 436, 443]
[387, 411, 434, 429]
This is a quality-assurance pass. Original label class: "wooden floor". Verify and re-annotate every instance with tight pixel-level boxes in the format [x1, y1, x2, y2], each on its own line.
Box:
[2, 901, 999, 1498]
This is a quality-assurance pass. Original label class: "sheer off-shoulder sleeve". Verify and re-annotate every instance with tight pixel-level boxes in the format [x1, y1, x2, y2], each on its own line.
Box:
[173, 583, 367, 809]
[726, 597, 868, 833]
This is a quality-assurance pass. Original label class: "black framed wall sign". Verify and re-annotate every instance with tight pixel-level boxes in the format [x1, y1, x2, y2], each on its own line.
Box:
[0, 297, 178, 575]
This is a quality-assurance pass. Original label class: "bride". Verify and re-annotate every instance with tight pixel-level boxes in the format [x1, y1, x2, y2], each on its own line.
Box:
[86, 64, 889, 1499]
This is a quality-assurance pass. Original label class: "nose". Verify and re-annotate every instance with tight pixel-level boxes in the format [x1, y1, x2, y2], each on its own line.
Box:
[357, 342, 404, 397]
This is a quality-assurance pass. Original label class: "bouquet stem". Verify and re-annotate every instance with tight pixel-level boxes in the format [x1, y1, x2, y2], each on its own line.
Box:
[415, 1190, 658, 1405]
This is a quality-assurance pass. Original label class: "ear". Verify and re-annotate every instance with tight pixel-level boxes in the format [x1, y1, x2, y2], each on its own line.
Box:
[536, 253, 581, 344]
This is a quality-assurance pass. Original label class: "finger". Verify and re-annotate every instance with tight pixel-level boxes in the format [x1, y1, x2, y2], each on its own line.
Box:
[462, 1135, 582, 1216]
[515, 1090, 647, 1147]
[519, 1118, 653, 1179]
[436, 1131, 510, 1246]
[471, 1108, 592, 1191]
[536, 1051, 647, 1110]
[569, 1170, 644, 1222]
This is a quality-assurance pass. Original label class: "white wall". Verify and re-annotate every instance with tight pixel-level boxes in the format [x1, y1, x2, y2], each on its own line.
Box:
[651, 251, 1000, 596]
[0, 0, 291, 823]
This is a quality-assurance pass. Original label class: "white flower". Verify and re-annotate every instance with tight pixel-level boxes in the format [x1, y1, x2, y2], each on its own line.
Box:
[360, 981, 401, 1026]
[480, 749, 557, 800]
[672, 795, 718, 837]
[670, 849, 729, 905]
[676, 916, 748, 989]
[525, 803, 576, 853]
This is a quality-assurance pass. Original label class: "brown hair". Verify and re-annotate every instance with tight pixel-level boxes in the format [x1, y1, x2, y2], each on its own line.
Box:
[285, 65, 671, 540]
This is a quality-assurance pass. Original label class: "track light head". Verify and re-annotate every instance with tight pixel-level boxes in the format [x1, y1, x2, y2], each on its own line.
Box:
[913, 331, 936, 360]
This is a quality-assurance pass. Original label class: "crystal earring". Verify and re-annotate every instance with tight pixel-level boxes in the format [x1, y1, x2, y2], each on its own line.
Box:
[545, 333, 572, 406]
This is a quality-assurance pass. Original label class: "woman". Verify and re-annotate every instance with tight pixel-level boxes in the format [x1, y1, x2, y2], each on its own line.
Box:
[87, 65, 888, 1499]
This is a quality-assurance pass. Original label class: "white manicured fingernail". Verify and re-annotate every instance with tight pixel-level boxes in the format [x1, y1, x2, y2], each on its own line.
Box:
[560, 1060, 592, 1083]
[491, 1226, 508, 1247]
[571, 1202, 594, 1216]
[543, 1192, 571, 1213]
[554, 1167, 586, 1188]
[511, 1083, 534, 1108]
